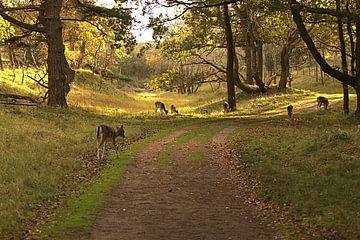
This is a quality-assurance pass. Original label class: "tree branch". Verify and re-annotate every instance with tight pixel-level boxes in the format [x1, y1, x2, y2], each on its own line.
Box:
[61, 18, 106, 35]
[0, 5, 42, 12]
[0, 11, 46, 33]
[292, 2, 360, 22]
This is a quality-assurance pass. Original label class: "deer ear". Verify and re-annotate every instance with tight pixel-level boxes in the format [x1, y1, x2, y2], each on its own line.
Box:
[120, 125, 123, 129]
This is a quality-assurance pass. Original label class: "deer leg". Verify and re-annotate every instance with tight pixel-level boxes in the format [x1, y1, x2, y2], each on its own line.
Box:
[101, 142, 106, 159]
[97, 139, 101, 160]
[113, 139, 118, 151]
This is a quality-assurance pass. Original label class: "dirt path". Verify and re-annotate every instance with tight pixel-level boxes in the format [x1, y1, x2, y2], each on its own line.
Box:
[89, 124, 279, 240]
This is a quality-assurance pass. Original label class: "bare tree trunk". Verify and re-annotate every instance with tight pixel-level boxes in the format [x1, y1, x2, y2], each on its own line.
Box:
[336, 0, 349, 114]
[43, 0, 74, 107]
[355, 1, 360, 117]
[279, 44, 290, 90]
[0, 50, 3, 71]
[235, 4, 253, 84]
[257, 41, 263, 82]
[222, 4, 236, 111]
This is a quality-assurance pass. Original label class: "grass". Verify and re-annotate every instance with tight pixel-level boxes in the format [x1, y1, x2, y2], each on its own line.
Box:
[190, 150, 205, 162]
[291, 70, 356, 95]
[230, 100, 360, 239]
[2, 65, 360, 239]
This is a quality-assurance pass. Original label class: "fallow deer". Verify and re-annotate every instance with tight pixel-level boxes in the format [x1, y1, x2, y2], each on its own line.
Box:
[223, 101, 230, 113]
[96, 125, 125, 159]
[155, 101, 168, 115]
[317, 96, 329, 110]
[170, 104, 179, 114]
[287, 105, 294, 119]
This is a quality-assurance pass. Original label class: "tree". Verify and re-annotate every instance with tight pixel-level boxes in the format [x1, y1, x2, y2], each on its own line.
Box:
[223, 3, 236, 111]
[0, 0, 133, 107]
[288, 0, 360, 117]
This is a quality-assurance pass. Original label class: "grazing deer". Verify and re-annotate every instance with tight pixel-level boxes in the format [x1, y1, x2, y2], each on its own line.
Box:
[96, 125, 125, 159]
[170, 104, 179, 114]
[287, 105, 294, 119]
[223, 101, 230, 113]
[155, 101, 168, 115]
[200, 109, 209, 114]
[317, 96, 329, 110]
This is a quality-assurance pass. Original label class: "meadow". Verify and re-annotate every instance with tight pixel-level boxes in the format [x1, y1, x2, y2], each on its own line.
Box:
[1, 68, 359, 239]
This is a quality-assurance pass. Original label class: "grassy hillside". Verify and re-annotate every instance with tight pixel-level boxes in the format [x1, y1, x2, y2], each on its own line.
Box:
[0, 67, 359, 239]
[0, 69, 201, 238]
[230, 99, 360, 239]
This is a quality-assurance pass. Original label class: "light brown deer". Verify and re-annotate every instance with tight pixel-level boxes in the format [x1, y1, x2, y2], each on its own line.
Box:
[170, 104, 179, 114]
[155, 101, 168, 115]
[96, 125, 125, 159]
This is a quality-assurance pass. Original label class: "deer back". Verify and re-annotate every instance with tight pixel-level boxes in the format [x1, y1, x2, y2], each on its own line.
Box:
[97, 125, 117, 141]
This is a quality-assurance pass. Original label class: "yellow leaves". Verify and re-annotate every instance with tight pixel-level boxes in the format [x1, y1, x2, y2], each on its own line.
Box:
[0, 17, 15, 41]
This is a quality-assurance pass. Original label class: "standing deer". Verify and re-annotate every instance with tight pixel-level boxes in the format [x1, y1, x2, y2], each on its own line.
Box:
[155, 101, 168, 115]
[223, 101, 230, 113]
[317, 96, 329, 110]
[287, 105, 294, 119]
[170, 104, 179, 114]
[96, 125, 125, 159]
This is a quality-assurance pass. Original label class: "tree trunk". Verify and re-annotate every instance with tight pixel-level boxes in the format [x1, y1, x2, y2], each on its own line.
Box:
[43, 0, 74, 107]
[233, 53, 262, 93]
[336, 0, 349, 114]
[0, 50, 3, 71]
[279, 44, 290, 90]
[235, 4, 253, 84]
[257, 41, 263, 82]
[355, 85, 360, 117]
[222, 4, 236, 111]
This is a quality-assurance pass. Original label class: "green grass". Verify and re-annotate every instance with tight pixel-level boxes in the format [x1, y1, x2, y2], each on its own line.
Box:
[190, 150, 205, 162]
[230, 102, 360, 239]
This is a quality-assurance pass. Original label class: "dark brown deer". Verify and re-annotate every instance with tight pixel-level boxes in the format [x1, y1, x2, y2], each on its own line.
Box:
[317, 96, 329, 110]
[223, 101, 230, 113]
[287, 105, 294, 119]
[96, 125, 125, 159]
[170, 104, 179, 114]
[155, 101, 168, 115]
